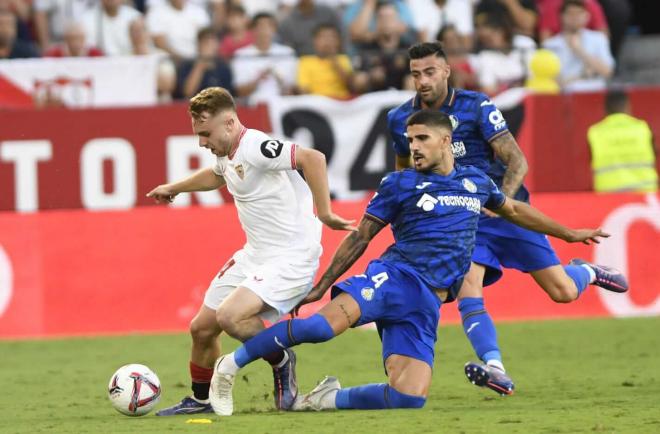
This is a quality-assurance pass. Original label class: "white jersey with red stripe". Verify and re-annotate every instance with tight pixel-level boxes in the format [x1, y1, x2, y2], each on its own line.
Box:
[212, 128, 322, 260]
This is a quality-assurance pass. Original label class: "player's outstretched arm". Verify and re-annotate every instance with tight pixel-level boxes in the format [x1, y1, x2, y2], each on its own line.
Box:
[298, 215, 385, 308]
[296, 147, 356, 231]
[492, 198, 609, 245]
[490, 131, 529, 197]
[146, 168, 225, 204]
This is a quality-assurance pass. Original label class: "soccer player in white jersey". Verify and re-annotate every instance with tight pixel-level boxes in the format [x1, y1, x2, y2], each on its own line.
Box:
[147, 87, 355, 415]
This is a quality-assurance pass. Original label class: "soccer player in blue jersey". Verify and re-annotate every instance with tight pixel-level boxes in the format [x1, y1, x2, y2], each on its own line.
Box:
[206, 110, 625, 415]
[386, 42, 629, 396]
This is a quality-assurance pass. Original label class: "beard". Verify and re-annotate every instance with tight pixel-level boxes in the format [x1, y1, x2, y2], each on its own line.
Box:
[420, 91, 440, 108]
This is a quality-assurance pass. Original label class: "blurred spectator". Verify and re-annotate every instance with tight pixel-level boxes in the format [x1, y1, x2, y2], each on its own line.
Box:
[354, 1, 412, 91]
[475, 0, 538, 38]
[239, 0, 282, 16]
[129, 16, 154, 54]
[297, 23, 357, 98]
[408, 0, 473, 46]
[470, 10, 535, 96]
[587, 89, 658, 193]
[129, 17, 178, 103]
[147, 0, 225, 22]
[0, 0, 31, 42]
[597, 0, 631, 60]
[146, 0, 225, 33]
[0, 9, 39, 58]
[146, 0, 210, 60]
[44, 21, 103, 57]
[343, 0, 415, 46]
[33, 0, 94, 50]
[80, 0, 141, 56]
[543, 0, 614, 92]
[280, 0, 353, 14]
[537, 0, 608, 41]
[232, 12, 297, 104]
[475, 7, 535, 50]
[279, 0, 341, 56]
[437, 24, 476, 90]
[219, 4, 253, 58]
[177, 27, 233, 99]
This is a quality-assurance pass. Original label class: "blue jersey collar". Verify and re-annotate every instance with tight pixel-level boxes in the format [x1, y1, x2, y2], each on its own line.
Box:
[420, 166, 456, 179]
[412, 87, 456, 110]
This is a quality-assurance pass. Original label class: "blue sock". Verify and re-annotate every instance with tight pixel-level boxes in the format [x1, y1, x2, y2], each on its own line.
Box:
[335, 384, 426, 409]
[458, 297, 502, 364]
[564, 265, 591, 298]
[234, 314, 334, 368]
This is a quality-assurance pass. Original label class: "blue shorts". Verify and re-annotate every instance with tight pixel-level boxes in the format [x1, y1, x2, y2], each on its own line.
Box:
[332, 260, 442, 369]
[474, 216, 561, 286]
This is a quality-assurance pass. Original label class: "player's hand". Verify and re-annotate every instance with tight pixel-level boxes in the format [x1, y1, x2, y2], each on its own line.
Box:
[566, 228, 610, 245]
[318, 212, 357, 231]
[292, 285, 327, 317]
[481, 207, 500, 218]
[146, 185, 178, 204]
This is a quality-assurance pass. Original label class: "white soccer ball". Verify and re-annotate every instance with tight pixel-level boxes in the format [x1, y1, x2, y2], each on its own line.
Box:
[108, 364, 161, 416]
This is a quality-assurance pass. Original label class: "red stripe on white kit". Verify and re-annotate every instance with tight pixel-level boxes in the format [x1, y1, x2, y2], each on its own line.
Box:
[291, 144, 297, 170]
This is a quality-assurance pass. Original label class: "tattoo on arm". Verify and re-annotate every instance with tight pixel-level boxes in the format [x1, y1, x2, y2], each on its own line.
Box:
[316, 216, 385, 291]
[338, 303, 352, 326]
[490, 131, 529, 197]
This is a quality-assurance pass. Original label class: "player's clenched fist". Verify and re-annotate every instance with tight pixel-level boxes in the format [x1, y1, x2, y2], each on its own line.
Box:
[146, 185, 178, 204]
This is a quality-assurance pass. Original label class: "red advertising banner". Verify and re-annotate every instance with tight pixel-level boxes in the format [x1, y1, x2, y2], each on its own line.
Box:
[0, 192, 658, 338]
[0, 103, 270, 212]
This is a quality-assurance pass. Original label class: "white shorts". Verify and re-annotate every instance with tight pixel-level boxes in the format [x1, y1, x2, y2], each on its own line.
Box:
[203, 248, 320, 323]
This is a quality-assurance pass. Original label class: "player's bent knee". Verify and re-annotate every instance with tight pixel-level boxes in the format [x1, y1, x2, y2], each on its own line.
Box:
[189, 319, 217, 344]
[387, 386, 426, 409]
[215, 307, 239, 335]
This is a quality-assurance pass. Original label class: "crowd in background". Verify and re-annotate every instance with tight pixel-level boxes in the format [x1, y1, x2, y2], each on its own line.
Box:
[0, 0, 658, 103]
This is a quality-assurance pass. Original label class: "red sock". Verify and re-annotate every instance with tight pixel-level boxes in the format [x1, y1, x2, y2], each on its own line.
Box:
[190, 361, 213, 400]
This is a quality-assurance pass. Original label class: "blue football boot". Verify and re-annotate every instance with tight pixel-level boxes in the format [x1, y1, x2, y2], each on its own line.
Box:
[272, 349, 298, 410]
[569, 258, 629, 293]
[155, 396, 213, 416]
[464, 362, 515, 396]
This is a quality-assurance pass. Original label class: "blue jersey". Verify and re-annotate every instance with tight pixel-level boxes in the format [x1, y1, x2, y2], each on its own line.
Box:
[365, 165, 506, 291]
[387, 87, 529, 202]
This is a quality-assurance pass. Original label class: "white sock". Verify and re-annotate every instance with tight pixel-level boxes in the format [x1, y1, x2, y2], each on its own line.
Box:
[273, 350, 289, 369]
[320, 389, 338, 410]
[581, 264, 596, 283]
[486, 359, 505, 372]
[190, 396, 209, 404]
[217, 352, 240, 376]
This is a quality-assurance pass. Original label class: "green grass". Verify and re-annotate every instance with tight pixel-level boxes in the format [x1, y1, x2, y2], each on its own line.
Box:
[1, 317, 659, 434]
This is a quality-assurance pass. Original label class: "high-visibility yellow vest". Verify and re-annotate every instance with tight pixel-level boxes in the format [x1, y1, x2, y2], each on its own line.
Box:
[587, 113, 658, 193]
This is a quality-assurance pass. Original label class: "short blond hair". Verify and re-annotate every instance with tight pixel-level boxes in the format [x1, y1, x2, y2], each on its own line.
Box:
[188, 87, 236, 120]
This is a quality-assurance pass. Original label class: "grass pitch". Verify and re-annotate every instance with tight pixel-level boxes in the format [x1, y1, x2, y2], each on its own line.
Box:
[1, 317, 658, 434]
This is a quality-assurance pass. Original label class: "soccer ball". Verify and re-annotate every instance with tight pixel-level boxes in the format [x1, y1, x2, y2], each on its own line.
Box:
[108, 364, 161, 416]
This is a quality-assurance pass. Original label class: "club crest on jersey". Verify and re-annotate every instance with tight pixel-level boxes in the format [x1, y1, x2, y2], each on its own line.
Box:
[449, 115, 459, 131]
[462, 178, 477, 193]
[234, 164, 244, 179]
[361, 287, 375, 301]
[260, 140, 283, 158]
